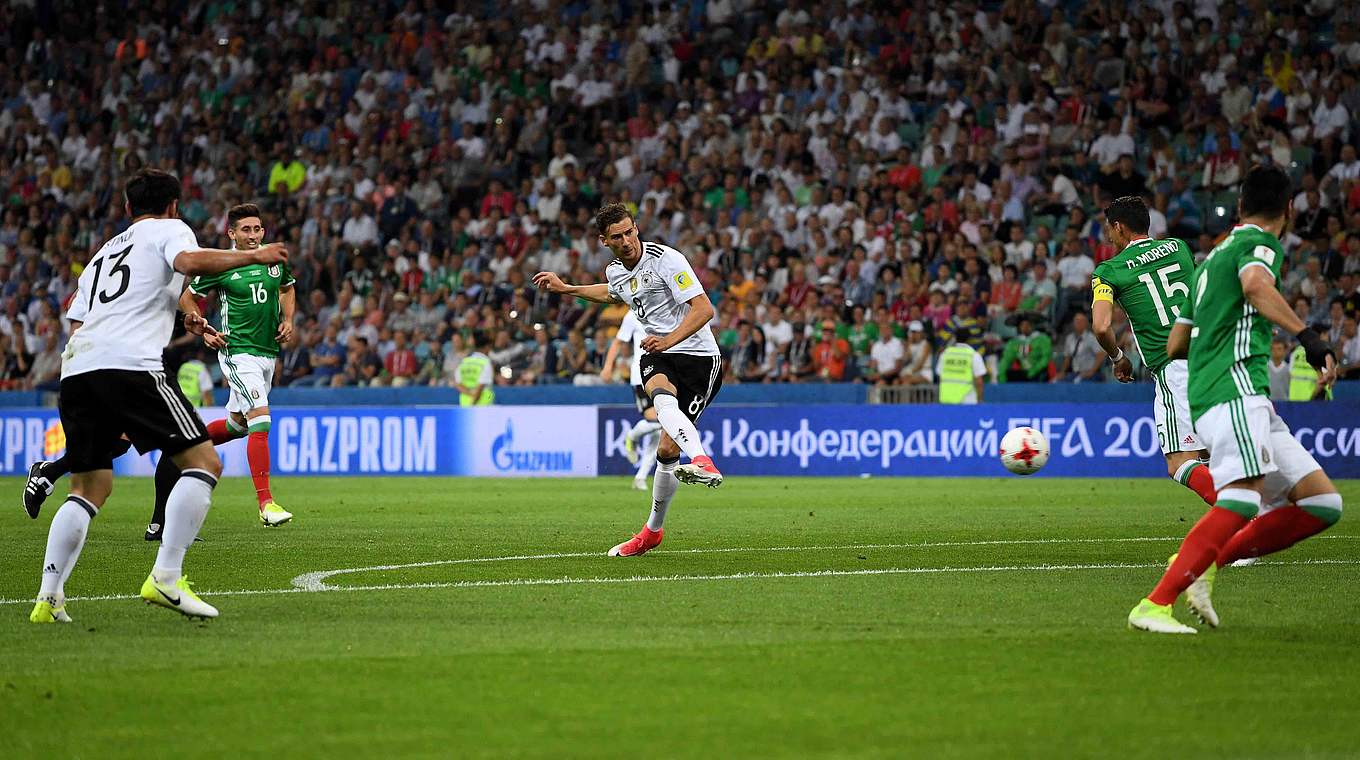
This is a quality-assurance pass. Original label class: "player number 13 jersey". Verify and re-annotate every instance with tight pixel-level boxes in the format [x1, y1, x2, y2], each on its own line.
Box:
[62, 218, 196, 379]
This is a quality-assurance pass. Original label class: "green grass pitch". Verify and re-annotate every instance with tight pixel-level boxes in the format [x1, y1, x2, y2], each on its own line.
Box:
[1, 476, 1358, 758]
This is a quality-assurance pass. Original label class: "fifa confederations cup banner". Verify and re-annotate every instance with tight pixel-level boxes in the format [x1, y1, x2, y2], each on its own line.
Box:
[0, 403, 1357, 478]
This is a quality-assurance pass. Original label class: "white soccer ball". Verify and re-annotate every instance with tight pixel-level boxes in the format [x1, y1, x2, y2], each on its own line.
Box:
[999, 427, 1050, 476]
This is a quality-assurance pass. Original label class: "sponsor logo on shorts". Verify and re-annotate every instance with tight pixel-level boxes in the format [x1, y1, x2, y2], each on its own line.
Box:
[642, 365, 654, 376]
[1183, 435, 1196, 445]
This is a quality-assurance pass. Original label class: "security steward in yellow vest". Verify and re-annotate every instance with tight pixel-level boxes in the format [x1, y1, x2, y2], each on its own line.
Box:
[1288, 344, 1332, 401]
[938, 340, 986, 405]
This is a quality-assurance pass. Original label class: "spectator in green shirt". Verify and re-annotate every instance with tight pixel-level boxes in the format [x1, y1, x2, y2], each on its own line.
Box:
[998, 315, 1052, 382]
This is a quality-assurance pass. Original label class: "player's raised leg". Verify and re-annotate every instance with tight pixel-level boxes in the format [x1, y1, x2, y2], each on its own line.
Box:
[140, 440, 222, 619]
[24, 439, 133, 519]
[642, 366, 722, 487]
[1214, 437, 1342, 566]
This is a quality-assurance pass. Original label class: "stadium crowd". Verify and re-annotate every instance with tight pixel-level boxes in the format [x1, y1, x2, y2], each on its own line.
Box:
[1, 0, 1360, 394]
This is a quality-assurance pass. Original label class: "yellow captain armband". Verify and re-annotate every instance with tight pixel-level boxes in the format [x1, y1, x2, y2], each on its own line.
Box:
[1091, 276, 1114, 304]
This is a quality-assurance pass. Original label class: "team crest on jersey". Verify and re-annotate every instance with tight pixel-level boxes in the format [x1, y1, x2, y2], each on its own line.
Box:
[268, 265, 281, 277]
[629, 277, 639, 294]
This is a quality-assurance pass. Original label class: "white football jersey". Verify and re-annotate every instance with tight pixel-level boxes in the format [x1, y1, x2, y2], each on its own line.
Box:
[605, 241, 719, 357]
[62, 218, 196, 378]
[615, 310, 646, 386]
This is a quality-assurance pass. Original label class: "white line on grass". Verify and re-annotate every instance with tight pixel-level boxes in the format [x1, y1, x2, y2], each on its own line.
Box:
[1, 557, 1356, 607]
[290, 535, 1359, 591]
[290, 536, 1190, 591]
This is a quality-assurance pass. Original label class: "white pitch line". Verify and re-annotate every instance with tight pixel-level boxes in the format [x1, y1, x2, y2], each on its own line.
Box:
[290, 536, 1192, 591]
[2, 558, 1357, 607]
[291, 534, 1360, 591]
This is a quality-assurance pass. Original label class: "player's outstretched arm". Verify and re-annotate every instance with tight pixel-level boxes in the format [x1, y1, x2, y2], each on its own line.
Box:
[641, 294, 715, 353]
[531, 271, 617, 303]
[178, 287, 225, 350]
[174, 243, 288, 276]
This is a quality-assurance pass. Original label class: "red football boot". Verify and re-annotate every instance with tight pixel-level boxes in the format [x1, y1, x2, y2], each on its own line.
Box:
[608, 525, 664, 557]
[675, 455, 723, 488]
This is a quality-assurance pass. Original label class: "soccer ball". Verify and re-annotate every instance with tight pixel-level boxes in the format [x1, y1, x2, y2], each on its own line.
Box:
[999, 427, 1050, 476]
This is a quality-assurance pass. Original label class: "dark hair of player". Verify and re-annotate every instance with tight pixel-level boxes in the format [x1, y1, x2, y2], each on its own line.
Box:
[228, 203, 262, 228]
[594, 202, 633, 235]
[125, 169, 181, 217]
[1239, 164, 1291, 220]
[1104, 196, 1150, 235]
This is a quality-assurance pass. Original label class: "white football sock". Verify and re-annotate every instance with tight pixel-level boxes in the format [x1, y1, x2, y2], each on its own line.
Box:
[647, 458, 679, 531]
[628, 418, 663, 442]
[634, 432, 660, 481]
[39, 497, 96, 599]
[652, 393, 708, 460]
[153, 470, 216, 584]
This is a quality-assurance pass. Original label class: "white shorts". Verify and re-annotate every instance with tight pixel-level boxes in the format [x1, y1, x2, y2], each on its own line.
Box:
[1194, 395, 1322, 507]
[1152, 360, 1204, 455]
[219, 352, 275, 415]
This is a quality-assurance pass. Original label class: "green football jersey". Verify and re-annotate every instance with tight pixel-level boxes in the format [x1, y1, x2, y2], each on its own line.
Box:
[1184, 224, 1285, 421]
[189, 260, 295, 358]
[1090, 237, 1195, 373]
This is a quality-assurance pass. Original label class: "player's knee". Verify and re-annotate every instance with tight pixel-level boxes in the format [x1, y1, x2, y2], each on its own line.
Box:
[652, 391, 678, 413]
[200, 452, 224, 479]
[175, 443, 223, 478]
[657, 438, 681, 461]
[1299, 492, 1342, 526]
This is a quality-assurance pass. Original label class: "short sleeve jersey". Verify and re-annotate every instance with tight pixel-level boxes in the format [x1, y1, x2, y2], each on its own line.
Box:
[605, 241, 719, 356]
[189, 255, 295, 358]
[1183, 224, 1286, 421]
[615, 310, 647, 385]
[1090, 237, 1195, 373]
[61, 218, 196, 378]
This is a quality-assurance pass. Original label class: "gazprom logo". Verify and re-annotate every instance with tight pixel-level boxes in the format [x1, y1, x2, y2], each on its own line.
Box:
[491, 420, 573, 472]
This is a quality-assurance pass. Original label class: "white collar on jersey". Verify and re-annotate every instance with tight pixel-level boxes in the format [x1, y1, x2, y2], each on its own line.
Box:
[1120, 236, 1152, 253]
[1232, 223, 1264, 233]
